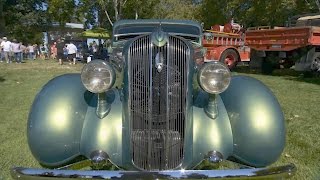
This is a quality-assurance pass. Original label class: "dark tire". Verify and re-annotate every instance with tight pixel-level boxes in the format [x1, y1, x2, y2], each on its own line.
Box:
[249, 49, 263, 69]
[261, 59, 274, 75]
[311, 52, 320, 71]
[219, 49, 239, 70]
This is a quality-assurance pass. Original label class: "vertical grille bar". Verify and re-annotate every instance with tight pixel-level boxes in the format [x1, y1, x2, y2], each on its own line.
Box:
[129, 35, 189, 170]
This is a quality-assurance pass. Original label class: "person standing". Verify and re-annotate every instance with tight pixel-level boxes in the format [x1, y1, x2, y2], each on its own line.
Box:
[50, 42, 57, 59]
[101, 43, 108, 61]
[66, 41, 77, 65]
[56, 39, 65, 65]
[39, 44, 47, 60]
[34, 44, 39, 59]
[0, 39, 3, 62]
[20, 42, 26, 61]
[0, 37, 12, 63]
[11, 39, 22, 63]
[92, 41, 98, 59]
[27, 44, 35, 60]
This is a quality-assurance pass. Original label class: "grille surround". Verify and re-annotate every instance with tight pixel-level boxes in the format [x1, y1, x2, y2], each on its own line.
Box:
[127, 34, 191, 170]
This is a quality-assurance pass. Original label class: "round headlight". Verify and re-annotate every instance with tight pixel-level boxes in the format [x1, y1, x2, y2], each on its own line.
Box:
[81, 60, 115, 93]
[198, 61, 231, 94]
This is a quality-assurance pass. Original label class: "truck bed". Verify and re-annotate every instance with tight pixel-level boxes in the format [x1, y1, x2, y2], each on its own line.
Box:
[245, 26, 320, 51]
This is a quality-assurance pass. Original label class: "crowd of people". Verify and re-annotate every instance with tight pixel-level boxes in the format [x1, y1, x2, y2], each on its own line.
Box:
[0, 36, 111, 65]
[0, 37, 40, 63]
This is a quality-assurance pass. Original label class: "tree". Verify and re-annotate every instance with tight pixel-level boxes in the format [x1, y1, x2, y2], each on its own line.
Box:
[122, 0, 159, 19]
[199, 0, 320, 29]
[77, 0, 124, 29]
[151, 0, 201, 20]
[0, 0, 48, 43]
[0, 0, 5, 37]
[95, 0, 201, 27]
[200, 0, 230, 29]
[96, 0, 122, 27]
[47, 0, 78, 26]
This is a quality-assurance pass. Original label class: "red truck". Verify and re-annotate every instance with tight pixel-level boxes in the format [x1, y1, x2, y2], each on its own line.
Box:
[203, 22, 250, 70]
[204, 15, 320, 72]
[245, 14, 320, 72]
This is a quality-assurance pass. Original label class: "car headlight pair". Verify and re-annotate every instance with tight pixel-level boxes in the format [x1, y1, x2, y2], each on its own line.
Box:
[82, 60, 230, 95]
[198, 62, 231, 94]
[81, 60, 115, 93]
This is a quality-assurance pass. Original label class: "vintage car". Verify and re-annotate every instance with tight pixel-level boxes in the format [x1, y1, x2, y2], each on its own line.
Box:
[12, 20, 296, 179]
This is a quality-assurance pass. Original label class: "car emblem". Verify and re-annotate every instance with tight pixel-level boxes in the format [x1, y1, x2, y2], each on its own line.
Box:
[155, 52, 164, 72]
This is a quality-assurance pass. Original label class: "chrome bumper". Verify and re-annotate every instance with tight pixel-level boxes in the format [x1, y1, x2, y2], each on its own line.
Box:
[11, 164, 296, 179]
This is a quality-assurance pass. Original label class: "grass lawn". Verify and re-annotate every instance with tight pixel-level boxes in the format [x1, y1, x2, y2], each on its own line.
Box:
[0, 60, 319, 179]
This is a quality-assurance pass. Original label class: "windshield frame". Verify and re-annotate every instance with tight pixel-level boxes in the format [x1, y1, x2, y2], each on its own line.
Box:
[112, 19, 203, 44]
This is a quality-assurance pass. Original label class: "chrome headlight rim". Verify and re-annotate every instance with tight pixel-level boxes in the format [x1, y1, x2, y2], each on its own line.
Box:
[81, 60, 116, 93]
[198, 61, 231, 94]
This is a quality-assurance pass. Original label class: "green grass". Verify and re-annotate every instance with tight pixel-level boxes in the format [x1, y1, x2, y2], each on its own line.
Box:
[0, 61, 319, 179]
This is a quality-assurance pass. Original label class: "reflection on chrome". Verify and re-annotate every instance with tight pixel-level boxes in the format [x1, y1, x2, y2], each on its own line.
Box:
[11, 164, 296, 179]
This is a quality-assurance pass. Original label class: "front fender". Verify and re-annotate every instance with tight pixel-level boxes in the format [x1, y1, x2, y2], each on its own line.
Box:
[80, 89, 123, 167]
[191, 93, 233, 168]
[28, 74, 124, 167]
[28, 74, 91, 166]
[220, 75, 285, 167]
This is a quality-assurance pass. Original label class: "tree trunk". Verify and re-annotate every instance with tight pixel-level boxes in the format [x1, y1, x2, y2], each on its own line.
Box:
[114, 0, 119, 21]
[98, 8, 106, 28]
[0, 0, 5, 36]
[316, 0, 320, 12]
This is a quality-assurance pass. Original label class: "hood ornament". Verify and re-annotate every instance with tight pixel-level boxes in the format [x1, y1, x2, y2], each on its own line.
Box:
[151, 27, 168, 47]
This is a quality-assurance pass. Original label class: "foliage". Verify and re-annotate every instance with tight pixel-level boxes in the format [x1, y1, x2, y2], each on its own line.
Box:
[122, 0, 159, 19]
[200, 0, 231, 28]
[149, 0, 201, 20]
[77, 0, 103, 29]
[76, 0, 130, 29]
[77, 0, 200, 30]
[200, 0, 320, 29]
[0, 1, 4, 37]
[0, 0, 47, 43]
[47, 0, 78, 25]
[2, 0, 320, 47]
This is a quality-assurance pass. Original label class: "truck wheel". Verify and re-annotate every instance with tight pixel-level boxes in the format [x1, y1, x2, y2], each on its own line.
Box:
[261, 59, 274, 74]
[249, 50, 263, 69]
[311, 53, 320, 71]
[220, 49, 239, 70]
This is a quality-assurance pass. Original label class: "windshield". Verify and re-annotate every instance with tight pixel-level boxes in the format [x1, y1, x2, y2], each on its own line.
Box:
[113, 20, 202, 44]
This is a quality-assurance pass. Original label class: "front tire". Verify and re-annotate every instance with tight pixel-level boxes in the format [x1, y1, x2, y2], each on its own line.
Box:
[219, 49, 239, 70]
[311, 52, 320, 72]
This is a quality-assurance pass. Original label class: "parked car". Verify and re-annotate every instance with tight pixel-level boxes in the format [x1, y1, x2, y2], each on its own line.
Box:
[11, 19, 296, 179]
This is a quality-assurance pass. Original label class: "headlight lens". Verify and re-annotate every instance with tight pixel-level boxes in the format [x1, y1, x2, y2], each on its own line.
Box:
[81, 60, 115, 93]
[198, 61, 231, 94]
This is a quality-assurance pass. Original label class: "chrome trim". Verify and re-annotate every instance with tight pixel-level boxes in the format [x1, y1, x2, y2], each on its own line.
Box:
[114, 32, 150, 37]
[206, 151, 223, 164]
[90, 150, 109, 169]
[151, 28, 169, 47]
[11, 164, 296, 179]
[114, 32, 200, 38]
[127, 35, 189, 170]
[204, 94, 219, 119]
[96, 93, 111, 119]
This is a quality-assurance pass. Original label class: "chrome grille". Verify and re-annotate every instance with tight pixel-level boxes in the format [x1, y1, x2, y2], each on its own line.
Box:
[128, 35, 189, 170]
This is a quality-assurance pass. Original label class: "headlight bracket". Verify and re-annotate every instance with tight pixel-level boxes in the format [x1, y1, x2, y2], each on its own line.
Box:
[204, 94, 218, 119]
[96, 92, 111, 119]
